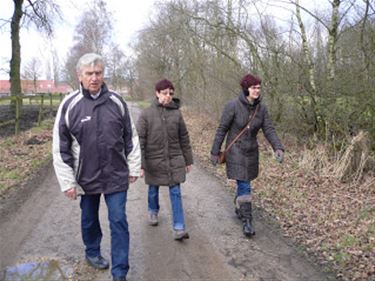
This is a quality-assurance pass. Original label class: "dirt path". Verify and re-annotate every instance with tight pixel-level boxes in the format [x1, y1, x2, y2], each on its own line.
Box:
[0, 103, 334, 281]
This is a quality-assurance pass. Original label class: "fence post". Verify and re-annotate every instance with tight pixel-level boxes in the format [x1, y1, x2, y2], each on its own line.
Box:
[38, 93, 44, 127]
[15, 95, 20, 135]
[49, 93, 53, 115]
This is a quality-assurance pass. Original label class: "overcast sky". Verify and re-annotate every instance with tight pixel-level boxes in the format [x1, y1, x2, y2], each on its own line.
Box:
[0, 0, 330, 80]
[0, 0, 156, 79]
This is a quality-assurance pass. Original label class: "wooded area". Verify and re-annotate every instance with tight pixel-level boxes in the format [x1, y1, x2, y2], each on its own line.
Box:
[132, 0, 374, 153]
[5, 0, 374, 152]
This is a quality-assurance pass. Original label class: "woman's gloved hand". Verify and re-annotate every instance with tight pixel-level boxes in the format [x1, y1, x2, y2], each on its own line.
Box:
[210, 154, 219, 166]
[275, 149, 284, 163]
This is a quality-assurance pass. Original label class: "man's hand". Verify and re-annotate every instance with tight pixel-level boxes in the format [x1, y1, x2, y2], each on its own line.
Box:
[275, 149, 284, 164]
[64, 187, 77, 200]
[129, 176, 138, 183]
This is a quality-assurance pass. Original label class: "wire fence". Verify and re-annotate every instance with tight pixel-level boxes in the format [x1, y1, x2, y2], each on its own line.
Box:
[0, 93, 65, 135]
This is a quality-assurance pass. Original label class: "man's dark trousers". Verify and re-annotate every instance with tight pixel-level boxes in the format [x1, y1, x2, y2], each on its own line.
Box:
[80, 191, 129, 278]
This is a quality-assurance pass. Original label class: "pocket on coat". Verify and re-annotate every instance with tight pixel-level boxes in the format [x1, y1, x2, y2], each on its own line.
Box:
[145, 158, 165, 172]
[170, 155, 185, 169]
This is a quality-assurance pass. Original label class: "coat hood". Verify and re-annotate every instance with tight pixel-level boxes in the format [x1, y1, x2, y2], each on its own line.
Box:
[240, 91, 261, 107]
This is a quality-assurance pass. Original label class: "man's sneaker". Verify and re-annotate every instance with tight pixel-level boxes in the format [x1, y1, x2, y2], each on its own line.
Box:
[85, 255, 109, 270]
[149, 213, 158, 226]
[113, 277, 127, 281]
[174, 230, 189, 241]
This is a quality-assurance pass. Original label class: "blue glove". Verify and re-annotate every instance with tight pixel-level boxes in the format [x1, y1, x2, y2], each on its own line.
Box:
[275, 149, 284, 163]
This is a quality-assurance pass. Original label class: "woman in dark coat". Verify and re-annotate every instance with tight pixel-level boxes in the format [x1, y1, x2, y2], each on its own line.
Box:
[137, 79, 193, 241]
[210, 73, 284, 237]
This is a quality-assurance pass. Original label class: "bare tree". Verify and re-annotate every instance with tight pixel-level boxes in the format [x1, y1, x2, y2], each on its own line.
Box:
[22, 57, 42, 93]
[5, 0, 60, 134]
[10, 0, 23, 103]
[134, 0, 245, 112]
[51, 49, 61, 85]
[9, 0, 60, 98]
[106, 45, 129, 92]
[63, 0, 113, 89]
[295, 0, 321, 133]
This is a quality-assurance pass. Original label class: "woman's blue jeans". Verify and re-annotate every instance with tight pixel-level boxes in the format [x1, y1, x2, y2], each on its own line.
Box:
[80, 191, 129, 278]
[148, 184, 185, 230]
[236, 180, 252, 197]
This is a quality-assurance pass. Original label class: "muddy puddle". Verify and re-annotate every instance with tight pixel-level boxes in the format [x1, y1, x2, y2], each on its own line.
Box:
[1, 259, 70, 281]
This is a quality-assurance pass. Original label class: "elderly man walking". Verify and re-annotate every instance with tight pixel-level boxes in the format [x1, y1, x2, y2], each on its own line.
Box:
[52, 53, 141, 281]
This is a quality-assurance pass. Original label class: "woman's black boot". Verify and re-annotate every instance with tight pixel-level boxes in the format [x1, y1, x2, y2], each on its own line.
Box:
[239, 201, 255, 237]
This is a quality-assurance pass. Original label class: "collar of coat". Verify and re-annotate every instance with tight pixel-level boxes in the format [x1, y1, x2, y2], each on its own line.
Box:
[80, 83, 109, 100]
[154, 97, 181, 109]
[239, 91, 261, 108]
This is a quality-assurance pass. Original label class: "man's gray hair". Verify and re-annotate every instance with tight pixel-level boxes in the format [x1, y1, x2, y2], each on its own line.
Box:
[76, 53, 105, 73]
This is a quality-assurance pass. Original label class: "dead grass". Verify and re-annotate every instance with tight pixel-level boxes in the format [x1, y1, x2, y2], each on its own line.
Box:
[333, 131, 371, 183]
[0, 120, 53, 195]
[182, 107, 375, 281]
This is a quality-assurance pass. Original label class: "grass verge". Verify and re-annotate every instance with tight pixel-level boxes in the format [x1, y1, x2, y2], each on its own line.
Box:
[0, 119, 54, 196]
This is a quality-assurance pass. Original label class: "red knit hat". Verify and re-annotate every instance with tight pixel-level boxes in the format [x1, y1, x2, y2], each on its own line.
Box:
[240, 74, 262, 90]
[155, 79, 175, 92]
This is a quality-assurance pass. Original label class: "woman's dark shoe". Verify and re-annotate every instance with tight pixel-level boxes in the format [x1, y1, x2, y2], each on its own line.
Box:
[235, 207, 241, 219]
[243, 219, 255, 237]
[85, 255, 109, 270]
[238, 200, 255, 237]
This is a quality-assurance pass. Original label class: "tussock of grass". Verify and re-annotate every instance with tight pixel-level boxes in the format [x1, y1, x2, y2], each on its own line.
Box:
[333, 131, 371, 183]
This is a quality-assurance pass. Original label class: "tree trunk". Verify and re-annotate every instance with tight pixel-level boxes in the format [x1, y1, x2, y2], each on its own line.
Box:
[360, 0, 371, 81]
[10, 0, 24, 133]
[327, 0, 340, 83]
[295, 0, 322, 133]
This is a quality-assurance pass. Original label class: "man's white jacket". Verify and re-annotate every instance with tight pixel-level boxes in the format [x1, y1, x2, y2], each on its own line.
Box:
[52, 83, 141, 195]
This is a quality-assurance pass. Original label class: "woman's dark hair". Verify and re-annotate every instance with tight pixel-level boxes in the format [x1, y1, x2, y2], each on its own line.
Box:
[240, 74, 262, 90]
[155, 79, 175, 92]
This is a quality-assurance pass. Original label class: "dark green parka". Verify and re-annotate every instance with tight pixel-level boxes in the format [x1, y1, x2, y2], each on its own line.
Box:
[136, 98, 193, 186]
[211, 92, 284, 181]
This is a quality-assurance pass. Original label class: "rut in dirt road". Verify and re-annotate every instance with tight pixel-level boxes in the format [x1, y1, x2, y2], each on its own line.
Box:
[0, 103, 334, 280]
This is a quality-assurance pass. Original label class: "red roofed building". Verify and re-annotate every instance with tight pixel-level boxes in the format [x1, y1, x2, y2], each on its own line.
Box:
[0, 80, 72, 96]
